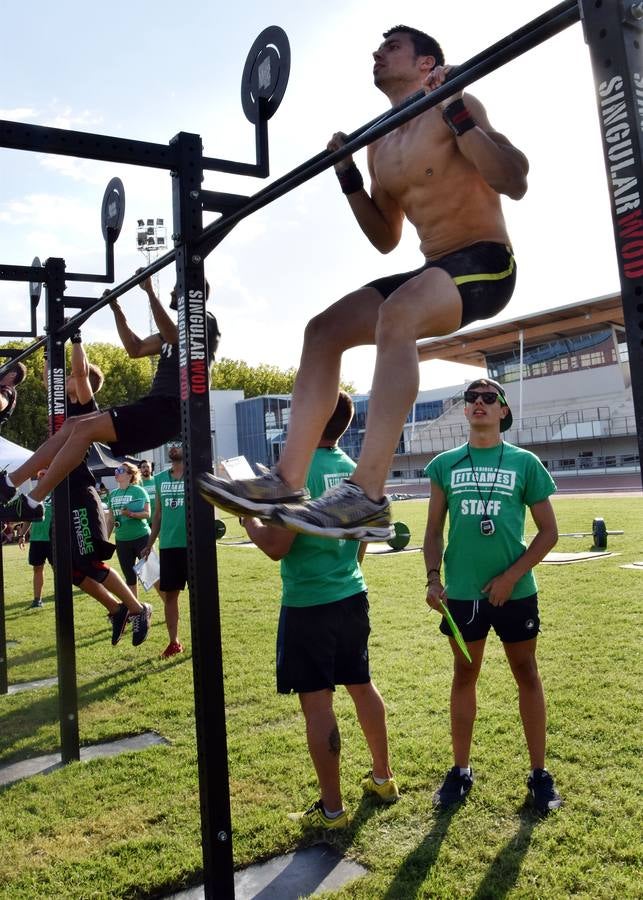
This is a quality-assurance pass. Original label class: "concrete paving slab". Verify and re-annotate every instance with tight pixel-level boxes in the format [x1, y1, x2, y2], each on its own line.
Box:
[542, 551, 620, 564]
[5, 676, 58, 695]
[0, 731, 169, 788]
[167, 844, 367, 899]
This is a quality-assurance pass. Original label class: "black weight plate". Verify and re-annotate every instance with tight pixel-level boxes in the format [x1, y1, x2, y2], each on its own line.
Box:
[101, 177, 126, 242]
[241, 26, 290, 123]
[29, 256, 42, 305]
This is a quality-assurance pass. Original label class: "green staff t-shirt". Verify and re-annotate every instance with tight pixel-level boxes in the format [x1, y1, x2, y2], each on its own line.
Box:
[155, 470, 186, 549]
[108, 485, 151, 542]
[281, 447, 366, 607]
[425, 441, 556, 601]
[30, 496, 52, 542]
[141, 476, 157, 521]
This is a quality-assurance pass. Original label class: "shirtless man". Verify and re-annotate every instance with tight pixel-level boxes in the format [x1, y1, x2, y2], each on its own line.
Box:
[199, 25, 528, 540]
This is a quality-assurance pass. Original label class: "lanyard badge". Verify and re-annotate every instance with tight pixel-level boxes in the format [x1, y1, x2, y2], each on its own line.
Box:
[465, 443, 504, 537]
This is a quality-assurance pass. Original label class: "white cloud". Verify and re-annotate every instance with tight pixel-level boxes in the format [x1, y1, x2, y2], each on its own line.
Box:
[0, 193, 95, 229]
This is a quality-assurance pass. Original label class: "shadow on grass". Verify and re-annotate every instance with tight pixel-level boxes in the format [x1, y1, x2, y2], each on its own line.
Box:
[381, 804, 459, 899]
[295, 793, 388, 853]
[0, 657, 156, 762]
[5, 625, 115, 671]
[470, 804, 540, 900]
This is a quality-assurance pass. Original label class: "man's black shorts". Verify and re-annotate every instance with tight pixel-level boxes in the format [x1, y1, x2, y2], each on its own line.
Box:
[116, 535, 149, 586]
[108, 396, 180, 457]
[276, 591, 371, 694]
[365, 241, 516, 329]
[439, 594, 540, 644]
[29, 540, 52, 567]
[159, 547, 188, 592]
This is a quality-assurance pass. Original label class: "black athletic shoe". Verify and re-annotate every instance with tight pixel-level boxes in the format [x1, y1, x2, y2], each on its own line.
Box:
[109, 604, 130, 646]
[433, 766, 474, 808]
[131, 602, 152, 647]
[0, 495, 44, 522]
[527, 768, 562, 814]
[0, 471, 16, 503]
[29, 598, 43, 609]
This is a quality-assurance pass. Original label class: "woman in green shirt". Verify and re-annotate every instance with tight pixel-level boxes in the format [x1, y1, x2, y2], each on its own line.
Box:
[106, 463, 151, 599]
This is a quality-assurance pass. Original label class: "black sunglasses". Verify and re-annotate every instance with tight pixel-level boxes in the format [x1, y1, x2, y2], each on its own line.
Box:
[464, 390, 505, 405]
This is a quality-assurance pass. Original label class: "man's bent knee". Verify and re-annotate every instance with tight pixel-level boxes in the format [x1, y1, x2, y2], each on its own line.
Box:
[304, 308, 349, 349]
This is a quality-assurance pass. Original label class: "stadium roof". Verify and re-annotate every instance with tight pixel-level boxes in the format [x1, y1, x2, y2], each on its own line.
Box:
[417, 292, 623, 367]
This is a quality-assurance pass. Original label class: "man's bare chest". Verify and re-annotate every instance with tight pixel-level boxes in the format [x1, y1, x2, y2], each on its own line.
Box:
[371, 114, 454, 195]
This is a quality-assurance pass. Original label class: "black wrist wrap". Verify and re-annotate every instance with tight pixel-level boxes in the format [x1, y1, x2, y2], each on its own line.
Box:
[442, 98, 476, 136]
[336, 162, 364, 195]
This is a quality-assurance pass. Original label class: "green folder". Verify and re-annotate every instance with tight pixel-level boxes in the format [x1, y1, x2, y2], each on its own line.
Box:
[439, 600, 472, 663]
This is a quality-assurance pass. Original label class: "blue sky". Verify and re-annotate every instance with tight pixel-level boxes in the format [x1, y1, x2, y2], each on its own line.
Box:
[0, 0, 618, 392]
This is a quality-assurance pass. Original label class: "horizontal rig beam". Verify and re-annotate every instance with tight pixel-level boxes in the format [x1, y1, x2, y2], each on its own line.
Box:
[0, 263, 43, 282]
[0, 120, 175, 170]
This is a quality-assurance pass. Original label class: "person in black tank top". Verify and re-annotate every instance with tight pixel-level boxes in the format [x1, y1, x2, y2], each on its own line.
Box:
[45, 335, 153, 647]
[0, 275, 219, 532]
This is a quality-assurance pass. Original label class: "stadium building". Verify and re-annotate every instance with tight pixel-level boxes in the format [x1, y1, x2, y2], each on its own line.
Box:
[209, 293, 639, 491]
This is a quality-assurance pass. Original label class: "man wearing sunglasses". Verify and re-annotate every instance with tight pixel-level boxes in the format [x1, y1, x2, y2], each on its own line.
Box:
[423, 378, 562, 814]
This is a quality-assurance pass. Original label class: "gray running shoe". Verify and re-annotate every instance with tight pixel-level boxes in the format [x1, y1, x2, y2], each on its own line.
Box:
[197, 467, 309, 518]
[273, 480, 394, 541]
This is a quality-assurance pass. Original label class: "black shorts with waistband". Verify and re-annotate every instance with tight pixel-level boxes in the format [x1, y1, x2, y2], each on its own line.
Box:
[29, 540, 52, 568]
[439, 594, 540, 644]
[159, 547, 188, 593]
[365, 241, 516, 329]
[276, 591, 371, 694]
[108, 395, 181, 458]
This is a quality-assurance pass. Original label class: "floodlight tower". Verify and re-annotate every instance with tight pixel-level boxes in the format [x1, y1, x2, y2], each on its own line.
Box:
[136, 216, 167, 336]
[136, 217, 167, 474]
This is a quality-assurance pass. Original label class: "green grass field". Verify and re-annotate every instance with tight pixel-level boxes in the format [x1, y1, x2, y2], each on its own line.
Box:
[0, 495, 641, 899]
